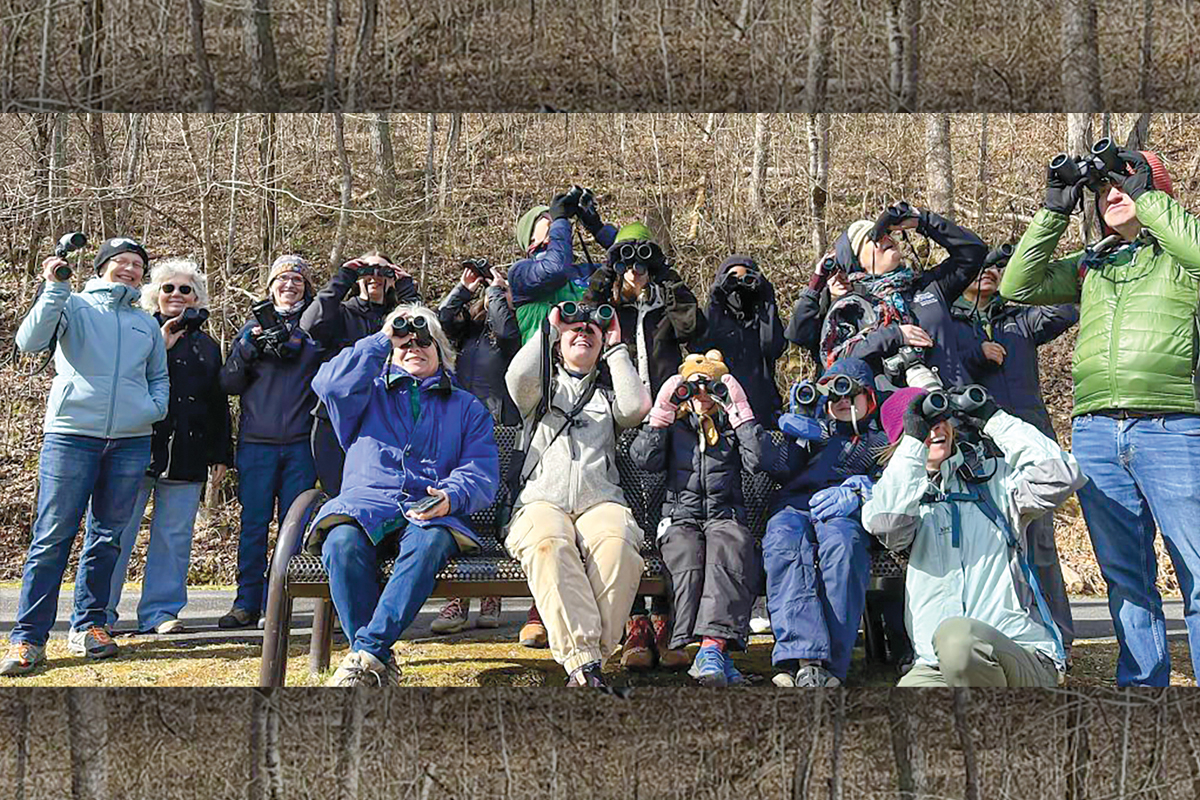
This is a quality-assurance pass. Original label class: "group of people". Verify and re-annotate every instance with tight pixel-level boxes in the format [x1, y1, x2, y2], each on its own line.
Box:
[3, 141, 1199, 690]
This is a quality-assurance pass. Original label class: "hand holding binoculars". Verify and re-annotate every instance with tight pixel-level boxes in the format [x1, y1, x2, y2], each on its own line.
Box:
[50, 232, 87, 281]
[391, 314, 434, 347]
[671, 376, 729, 404]
[869, 201, 917, 243]
[1049, 137, 1124, 192]
[919, 384, 992, 422]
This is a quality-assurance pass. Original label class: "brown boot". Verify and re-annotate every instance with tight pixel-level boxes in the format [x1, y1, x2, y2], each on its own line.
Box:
[621, 615, 655, 671]
[519, 604, 548, 648]
[651, 613, 691, 670]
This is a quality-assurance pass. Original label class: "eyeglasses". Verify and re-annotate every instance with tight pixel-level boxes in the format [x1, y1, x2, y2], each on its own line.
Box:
[274, 274, 305, 285]
[161, 284, 194, 295]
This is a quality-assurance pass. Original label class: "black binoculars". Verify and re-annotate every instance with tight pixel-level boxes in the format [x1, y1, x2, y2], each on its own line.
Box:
[356, 264, 395, 279]
[565, 184, 596, 213]
[673, 376, 729, 403]
[177, 307, 209, 333]
[724, 271, 761, 291]
[920, 385, 991, 421]
[818, 374, 866, 399]
[560, 301, 615, 332]
[869, 202, 916, 243]
[792, 379, 819, 409]
[461, 257, 492, 282]
[983, 243, 1014, 270]
[1049, 138, 1124, 191]
[52, 231, 87, 281]
[613, 241, 659, 266]
[392, 314, 433, 346]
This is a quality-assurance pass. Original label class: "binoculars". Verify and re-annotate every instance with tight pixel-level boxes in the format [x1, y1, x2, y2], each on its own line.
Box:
[724, 271, 761, 291]
[869, 201, 916, 243]
[391, 314, 433, 346]
[52, 231, 87, 281]
[818, 374, 866, 399]
[356, 263, 395, 279]
[920, 385, 991, 421]
[672, 376, 729, 404]
[791, 379, 819, 410]
[565, 184, 596, 214]
[983, 243, 1014, 270]
[1049, 138, 1124, 191]
[559, 301, 615, 332]
[461, 257, 492, 282]
[176, 307, 209, 334]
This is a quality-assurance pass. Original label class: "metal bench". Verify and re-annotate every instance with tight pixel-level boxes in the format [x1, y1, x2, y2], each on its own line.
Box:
[259, 426, 907, 686]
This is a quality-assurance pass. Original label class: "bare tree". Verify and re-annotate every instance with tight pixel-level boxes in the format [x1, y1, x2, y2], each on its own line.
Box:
[87, 112, 116, 237]
[331, 112, 353, 269]
[807, 113, 830, 254]
[14, 694, 29, 800]
[249, 689, 284, 800]
[336, 689, 366, 798]
[422, 113, 436, 281]
[925, 114, 954, 220]
[805, 0, 832, 111]
[1123, 112, 1152, 151]
[1066, 693, 1092, 800]
[117, 113, 147, 231]
[257, 113, 279, 270]
[750, 113, 771, 224]
[24, 115, 53, 278]
[181, 114, 216, 274]
[952, 689, 980, 800]
[901, 0, 920, 110]
[37, 0, 54, 104]
[791, 691, 825, 800]
[188, 0, 217, 112]
[370, 113, 398, 202]
[49, 113, 69, 234]
[68, 689, 108, 800]
[438, 113, 463, 210]
[245, 0, 281, 112]
[888, 689, 927, 799]
[1140, 0, 1154, 107]
[976, 114, 988, 225]
[829, 689, 846, 800]
[345, 0, 380, 111]
[887, 0, 904, 110]
[223, 113, 244, 354]
[323, 0, 341, 110]
[1067, 113, 1096, 242]
[79, 0, 105, 108]
[1062, 0, 1102, 110]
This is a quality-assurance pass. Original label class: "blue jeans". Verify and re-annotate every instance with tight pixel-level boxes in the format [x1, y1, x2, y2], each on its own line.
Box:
[11, 433, 152, 646]
[763, 507, 870, 681]
[234, 441, 316, 614]
[1073, 413, 1200, 686]
[107, 476, 204, 630]
[321, 522, 459, 665]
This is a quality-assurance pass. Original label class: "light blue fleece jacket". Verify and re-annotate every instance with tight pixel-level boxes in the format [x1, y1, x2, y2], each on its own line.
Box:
[16, 278, 169, 439]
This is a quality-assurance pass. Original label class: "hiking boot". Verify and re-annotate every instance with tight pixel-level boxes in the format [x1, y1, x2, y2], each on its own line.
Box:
[0, 642, 46, 676]
[68, 626, 119, 659]
[749, 597, 773, 636]
[620, 615, 654, 671]
[690, 645, 729, 687]
[795, 664, 841, 688]
[431, 598, 470, 634]
[650, 614, 690, 670]
[519, 605, 548, 648]
[477, 597, 502, 629]
[567, 661, 609, 688]
[327, 650, 402, 687]
[154, 618, 186, 635]
[217, 606, 258, 629]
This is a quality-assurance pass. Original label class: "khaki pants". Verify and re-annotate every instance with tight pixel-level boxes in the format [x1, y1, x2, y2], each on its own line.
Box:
[507, 501, 645, 674]
[897, 617, 1060, 688]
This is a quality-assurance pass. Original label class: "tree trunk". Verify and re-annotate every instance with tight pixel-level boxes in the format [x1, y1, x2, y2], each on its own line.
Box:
[50, 113, 69, 234]
[422, 113, 436, 284]
[805, 0, 831, 111]
[87, 112, 116, 238]
[258, 113, 278, 271]
[925, 113, 954, 221]
[438, 113, 463, 210]
[330, 112, 353, 270]
[117, 113, 146, 232]
[323, 0, 340, 110]
[38, 0, 54, 104]
[1122, 112, 1152, 151]
[976, 114, 988, 225]
[1174, 693, 1200, 800]
[900, 0, 919, 110]
[1118, 690, 1131, 799]
[265, 690, 283, 800]
[750, 113, 770, 224]
[1067, 113, 1096, 243]
[1066, 697, 1091, 800]
[370, 113, 398, 202]
[952, 689, 980, 800]
[807, 112, 830, 255]
[337, 690, 366, 799]
[180, 114, 216, 275]
[888, 689, 926, 799]
[1140, 0, 1153, 105]
[886, 1, 904, 111]
[249, 689, 266, 800]
[68, 689, 108, 800]
[14, 695, 28, 800]
[1062, 0, 1102, 111]
[245, 0, 281, 112]
[791, 690, 824, 800]
[829, 689, 845, 800]
[223, 113, 243, 356]
[79, 0, 104, 108]
[188, 0, 216, 111]
[345, 0, 380, 111]
[25, 115, 52, 277]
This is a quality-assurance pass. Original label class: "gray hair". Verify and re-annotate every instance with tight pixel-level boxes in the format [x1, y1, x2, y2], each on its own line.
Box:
[141, 257, 210, 313]
[382, 303, 458, 373]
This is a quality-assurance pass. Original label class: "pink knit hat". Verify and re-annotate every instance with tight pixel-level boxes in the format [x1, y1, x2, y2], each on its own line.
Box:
[880, 387, 928, 444]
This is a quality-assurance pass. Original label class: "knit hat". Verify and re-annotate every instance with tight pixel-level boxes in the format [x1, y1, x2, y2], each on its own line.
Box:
[881, 387, 927, 444]
[614, 222, 654, 244]
[267, 254, 314, 294]
[94, 237, 149, 275]
[845, 220, 874, 263]
[515, 205, 551, 252]
[680, 350, 730, 382]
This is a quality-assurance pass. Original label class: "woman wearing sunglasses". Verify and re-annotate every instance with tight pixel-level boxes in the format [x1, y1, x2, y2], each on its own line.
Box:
[107, 259, 232, 635]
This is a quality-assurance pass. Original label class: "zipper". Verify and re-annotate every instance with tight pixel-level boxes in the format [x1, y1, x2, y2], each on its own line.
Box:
[104, 291, 124, 438]
[1106, 262, 1127, 404]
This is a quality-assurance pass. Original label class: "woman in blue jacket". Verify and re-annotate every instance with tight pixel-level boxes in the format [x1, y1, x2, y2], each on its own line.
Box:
[2, 238, 168, 676]
[309, 305, 500, 686]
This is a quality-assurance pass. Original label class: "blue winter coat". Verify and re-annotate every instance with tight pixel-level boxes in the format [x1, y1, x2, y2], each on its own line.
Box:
[509, 218, 617, 306]
[309, 332, 500, 550]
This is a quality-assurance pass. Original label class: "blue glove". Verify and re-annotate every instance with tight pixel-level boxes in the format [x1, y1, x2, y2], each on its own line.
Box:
[780, 413, 825, 442]
[809, 476, 874, 522]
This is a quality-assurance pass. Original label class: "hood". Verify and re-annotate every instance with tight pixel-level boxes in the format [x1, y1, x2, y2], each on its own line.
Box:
[833, 230, 860, 273]
[716, 253, 756, 283]
[823, 356, 875, 388]
[83, 277, 141, 307]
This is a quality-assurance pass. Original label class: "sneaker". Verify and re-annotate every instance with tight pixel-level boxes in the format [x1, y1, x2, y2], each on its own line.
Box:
[519, 605, 549, 648]
[326, 650, 402, 687]
[749, 597, 773, 636]
[67, 627, 119, 659]
[154, 618, 187, 635]
[477, 597, 502, 629]
[431, 598, 470, 634]
[217, 606, 259, 629]
[650, 614, 690, 670]
[620, 615, 654, 671]
[723, 655, 747, 686]
[690, 645, 729, 687]
[794, 664, 842, 688]
[566, 661, 608, 688]
[0, 642, 47, 676]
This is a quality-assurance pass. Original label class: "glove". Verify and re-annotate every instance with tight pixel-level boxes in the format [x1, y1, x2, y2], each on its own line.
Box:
[577, 198, 603, 234]
[394, 275, 420, 303]
[548, 192, 577, 222]
[585, 265, 618, 305]
[1044, 165, 1085, 215]
[649, 375, 684, 428]
[1107, 148, 1154, 200]
[780, 413, 825, 442]
[720, 373, 755, 428]
[902, 394, 934, 442]
[237, 330, 261, 362]
[809, 475, 875, 522]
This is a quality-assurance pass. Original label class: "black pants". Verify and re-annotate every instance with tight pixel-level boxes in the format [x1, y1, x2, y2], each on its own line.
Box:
[659, 518, 761, 651]
[311, 416, 346, 497]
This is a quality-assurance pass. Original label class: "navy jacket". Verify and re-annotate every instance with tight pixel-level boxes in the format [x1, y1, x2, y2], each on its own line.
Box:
[437, 283, 522, 426]
[763, 416, 889, 515]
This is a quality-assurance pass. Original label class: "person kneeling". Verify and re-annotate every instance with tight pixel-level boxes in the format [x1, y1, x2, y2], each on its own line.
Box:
[630, 351, 769, 686]
[863, 386, 1085, 687]
[308, 306, 499, 686]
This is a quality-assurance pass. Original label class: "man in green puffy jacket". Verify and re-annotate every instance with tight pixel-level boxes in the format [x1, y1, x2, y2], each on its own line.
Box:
[1000, 145, 1200, 687]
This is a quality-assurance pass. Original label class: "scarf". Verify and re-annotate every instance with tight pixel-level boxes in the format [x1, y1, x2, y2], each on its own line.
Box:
[856, 267, 916, 317]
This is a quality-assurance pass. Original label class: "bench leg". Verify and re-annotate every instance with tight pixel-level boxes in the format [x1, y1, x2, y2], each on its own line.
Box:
[309, 597, 334, 677]
[862, 596, 887, 664]
[260, 595, 294, 688]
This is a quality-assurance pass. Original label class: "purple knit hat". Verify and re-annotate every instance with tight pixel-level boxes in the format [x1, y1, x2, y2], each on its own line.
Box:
[880, 387, 928, 444]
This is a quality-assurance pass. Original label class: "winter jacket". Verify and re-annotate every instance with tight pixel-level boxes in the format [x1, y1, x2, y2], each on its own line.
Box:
[510, 218, 617, 344]
[219, 303, 325, 445]
[17, 278, 169, 439]
[437, 283, 522, 426]
[824, 210, 988, 388]
[692, 260, 788, 425]
[762, 416, 889, 515]
[301, 265, 419, 355]
[862, 410, 1086, 669]
[148, 313, 233, 482]
[309, 332, 499, 550]
[630, 412, 768, 529]
[999, 193, 1200, 416]
[953, 294, 1078, 436]
[505, 334, 651, 519]
[586, 267, 706, 397]
[785, 286, 834, 371]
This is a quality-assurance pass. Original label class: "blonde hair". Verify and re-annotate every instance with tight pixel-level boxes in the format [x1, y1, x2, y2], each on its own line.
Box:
[382, 304, 457, 372]
[140, 257, 210, 313]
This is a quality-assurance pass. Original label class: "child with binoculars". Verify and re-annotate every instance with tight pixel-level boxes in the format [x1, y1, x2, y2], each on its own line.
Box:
[629, 350, 770, 686]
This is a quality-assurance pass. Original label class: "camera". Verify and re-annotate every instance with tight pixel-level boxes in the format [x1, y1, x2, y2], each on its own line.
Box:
[559, 300, 615, 332]
[983, 243, 1014, 270]
[882, 345, 925, 378]
[391, 314, 434, 347]
[52, 231, 87, 281]
[461, 257, 492, 284]
[1049, 138, 1125, 192]
[672, 376, 729, 403]
[251, 300, 291, 357]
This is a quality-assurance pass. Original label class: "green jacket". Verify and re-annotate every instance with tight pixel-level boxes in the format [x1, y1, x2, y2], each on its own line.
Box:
[999, 192, 1200, 417]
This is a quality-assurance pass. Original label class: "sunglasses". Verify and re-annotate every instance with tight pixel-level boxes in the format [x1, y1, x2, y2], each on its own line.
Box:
[161, 284, 194, 295]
